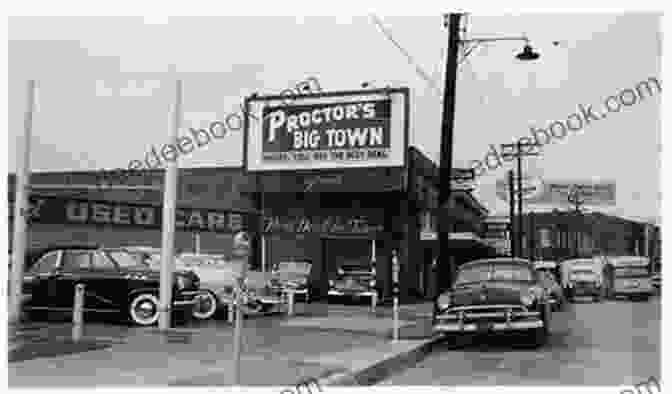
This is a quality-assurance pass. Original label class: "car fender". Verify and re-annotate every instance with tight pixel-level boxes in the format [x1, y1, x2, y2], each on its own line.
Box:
[127, 287, 159, 300]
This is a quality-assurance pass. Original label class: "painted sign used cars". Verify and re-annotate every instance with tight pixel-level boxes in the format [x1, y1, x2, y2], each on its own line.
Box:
[13, 196, 259, 234]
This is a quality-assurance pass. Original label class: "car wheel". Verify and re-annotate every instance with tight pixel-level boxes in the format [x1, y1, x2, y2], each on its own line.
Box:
[192, 291, 219, 320]
[129, 293, 160, 326]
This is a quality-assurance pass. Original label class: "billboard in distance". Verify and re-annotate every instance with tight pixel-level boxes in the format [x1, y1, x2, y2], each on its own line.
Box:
[496, 177, 616, 206]
[245, 89, 408, 172]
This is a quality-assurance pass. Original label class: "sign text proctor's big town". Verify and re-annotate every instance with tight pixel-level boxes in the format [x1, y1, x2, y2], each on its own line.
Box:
[262, 99, 392, 163]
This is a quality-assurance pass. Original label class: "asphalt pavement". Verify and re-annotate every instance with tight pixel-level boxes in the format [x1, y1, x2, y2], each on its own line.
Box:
[379, 296, 661, 386]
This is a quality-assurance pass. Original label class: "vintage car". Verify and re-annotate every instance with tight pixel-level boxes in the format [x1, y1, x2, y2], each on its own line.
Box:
[604, 256, 654, 301]
[269, 260, 313, 303]
[560, 258, 605, 302]
[22, 246, 201, 326]
[175, 252, 285, 319]
[328, 263, 378, 308]
[433, 258, 552, 347]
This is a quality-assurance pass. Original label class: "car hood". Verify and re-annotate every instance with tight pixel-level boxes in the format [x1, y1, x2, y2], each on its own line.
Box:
[449, 281, 534, 306]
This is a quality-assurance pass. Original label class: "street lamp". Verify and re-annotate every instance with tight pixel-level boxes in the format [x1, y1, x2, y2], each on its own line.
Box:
[438, 13, 542, 285]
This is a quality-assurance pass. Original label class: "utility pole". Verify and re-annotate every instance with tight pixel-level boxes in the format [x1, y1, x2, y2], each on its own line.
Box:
[438, 12, 462, 286]
[508, 170, 516, 258]
[501, 141, 540, 259]
[9, 80, 36, 325]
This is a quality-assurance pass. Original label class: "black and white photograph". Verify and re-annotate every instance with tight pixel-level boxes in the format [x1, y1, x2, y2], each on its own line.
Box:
[4, 4, 664, 393]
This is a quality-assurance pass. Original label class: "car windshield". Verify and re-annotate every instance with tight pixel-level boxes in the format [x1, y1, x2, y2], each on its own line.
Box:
[615, 267, 649, 277]
[454, 264, 491, 284]
[572, 269, 596, 276]
[491, 264, 534, 281]
[107, 250, 149, 269]
[456, 263, 534, 285]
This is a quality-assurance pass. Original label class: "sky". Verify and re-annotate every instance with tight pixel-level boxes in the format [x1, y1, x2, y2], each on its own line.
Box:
[7, 13, 662, 224]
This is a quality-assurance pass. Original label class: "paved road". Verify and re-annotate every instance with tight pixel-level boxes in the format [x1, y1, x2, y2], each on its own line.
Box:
[380, 297, 661, 386]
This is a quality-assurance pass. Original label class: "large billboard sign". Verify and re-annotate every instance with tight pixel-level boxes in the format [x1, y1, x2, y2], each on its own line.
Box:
[244, 88, 409, 172]
[496, 177, 616, 206]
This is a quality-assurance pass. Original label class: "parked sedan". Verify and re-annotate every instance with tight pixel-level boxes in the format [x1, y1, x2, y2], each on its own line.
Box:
[22, 247, 201, 326]
[433, 258, 552, 347]
[328, 263, 378, 308]
[270, 260, 313, 302]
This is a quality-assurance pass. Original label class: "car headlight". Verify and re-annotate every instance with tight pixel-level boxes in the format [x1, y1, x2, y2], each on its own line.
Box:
[437, 293, 451, 309]
[337, 268, 345, 276]
[369, 279, 376, 287]
[329, 280, 335, 287]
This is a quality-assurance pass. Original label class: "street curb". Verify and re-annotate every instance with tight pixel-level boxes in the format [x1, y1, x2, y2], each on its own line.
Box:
[317, 335, 442, 386]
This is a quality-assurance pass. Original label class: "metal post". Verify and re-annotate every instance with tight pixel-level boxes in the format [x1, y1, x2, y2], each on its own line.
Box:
[371, 238, 377, 312]
[194, 232, 201, 254]
[9, 80, 36, 325]
[72, 283, 85, 342]
[438, 13, 462, 287]
[159, 71, 183, 331]
[516, 142, 524, 258]
[232, 283, 244, 385]
[508, 170, 516, 257]
[231, 231, 250, 386]
[287, 290, 295, 316]
[261, 235, 266, 273]
[392, 249, 400, 342]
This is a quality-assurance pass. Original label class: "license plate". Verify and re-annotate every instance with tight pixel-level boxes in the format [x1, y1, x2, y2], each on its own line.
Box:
[476, 321, 491, 333]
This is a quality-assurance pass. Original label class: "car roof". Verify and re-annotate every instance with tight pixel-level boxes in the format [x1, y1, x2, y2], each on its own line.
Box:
[460, 257, 533, 269]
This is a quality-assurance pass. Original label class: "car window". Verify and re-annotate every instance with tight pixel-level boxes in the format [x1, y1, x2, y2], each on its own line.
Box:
[491, 264, 534, 281]
[455, 265, 492, 284]
[30, 251, 60, 274]
[61, 251, 93, 271]
[92, 252, 118, 271]
[107, 250, 149, 269]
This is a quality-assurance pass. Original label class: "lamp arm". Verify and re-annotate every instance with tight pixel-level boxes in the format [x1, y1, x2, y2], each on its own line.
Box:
[461, 36, 529, 44]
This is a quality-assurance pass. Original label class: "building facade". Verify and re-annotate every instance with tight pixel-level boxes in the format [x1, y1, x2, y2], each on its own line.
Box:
[8, 146, 498, 302]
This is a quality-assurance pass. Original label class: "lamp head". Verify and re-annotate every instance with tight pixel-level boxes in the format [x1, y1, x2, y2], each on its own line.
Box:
[516, 44, 540, 61]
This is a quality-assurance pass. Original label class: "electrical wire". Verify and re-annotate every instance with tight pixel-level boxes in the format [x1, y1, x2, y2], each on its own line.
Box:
[369, 14, 441, 96]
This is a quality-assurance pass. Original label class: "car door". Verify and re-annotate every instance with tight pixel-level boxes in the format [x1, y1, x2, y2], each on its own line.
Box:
[86, 250, 129, 311]
[23, 250, 62, 309]
[54, 250, 94, 309]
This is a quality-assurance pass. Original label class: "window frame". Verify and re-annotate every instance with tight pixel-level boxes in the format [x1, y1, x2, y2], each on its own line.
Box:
[29, 251, 62, 275]
[60, 250, 94, 271]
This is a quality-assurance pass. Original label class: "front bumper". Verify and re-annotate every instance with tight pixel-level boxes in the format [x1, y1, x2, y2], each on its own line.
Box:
[328, 289, 376, 297]
[433, 305, 543, 333]
[434, 320, 543, 332]
[173, 290, 200, 309]
[613, 287, 653, 296]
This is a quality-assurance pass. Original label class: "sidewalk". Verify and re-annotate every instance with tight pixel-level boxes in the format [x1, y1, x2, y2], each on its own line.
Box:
[8, 302, 439, 387]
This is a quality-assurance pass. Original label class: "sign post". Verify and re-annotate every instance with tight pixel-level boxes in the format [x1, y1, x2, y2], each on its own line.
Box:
[392, 249, 400, 342]
[159, 71, 182, 331]
[9, 80, 36, 325]
[232, 231, 251, 386]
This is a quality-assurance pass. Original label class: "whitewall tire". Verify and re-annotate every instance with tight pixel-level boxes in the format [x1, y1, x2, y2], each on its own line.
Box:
[129, 293, 160, 326]
[193, 291, 219, 320]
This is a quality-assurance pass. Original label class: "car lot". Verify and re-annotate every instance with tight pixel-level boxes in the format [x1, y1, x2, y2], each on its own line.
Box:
[380, 296, 661, 386]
